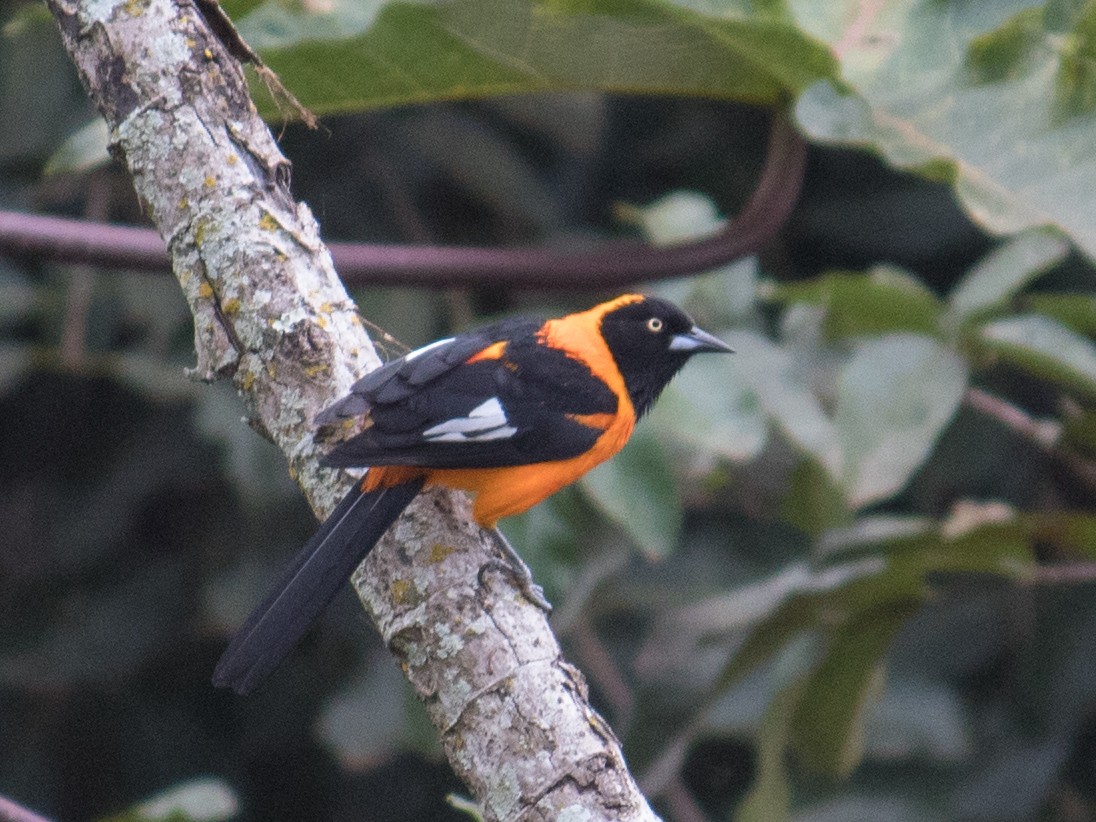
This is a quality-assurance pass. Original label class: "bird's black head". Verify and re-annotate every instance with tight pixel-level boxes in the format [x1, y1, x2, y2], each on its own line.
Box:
[599, 296, 732, 418]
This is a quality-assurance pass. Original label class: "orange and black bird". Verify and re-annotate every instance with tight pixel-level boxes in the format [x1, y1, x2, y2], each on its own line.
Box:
[213, 293, 732, 694]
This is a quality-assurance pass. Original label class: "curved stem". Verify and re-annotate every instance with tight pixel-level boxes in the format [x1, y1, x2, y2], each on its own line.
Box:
[0, 113, 805, 289]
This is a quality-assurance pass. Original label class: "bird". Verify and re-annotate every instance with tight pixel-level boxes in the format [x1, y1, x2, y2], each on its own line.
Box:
[213, 293, 732, 694]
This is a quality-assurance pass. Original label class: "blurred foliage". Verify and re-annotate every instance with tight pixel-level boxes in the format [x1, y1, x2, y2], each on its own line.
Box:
[4, 1, 1096, 821]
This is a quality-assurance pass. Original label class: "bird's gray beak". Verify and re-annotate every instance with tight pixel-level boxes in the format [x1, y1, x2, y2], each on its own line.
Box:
[669, 325, 734, 354]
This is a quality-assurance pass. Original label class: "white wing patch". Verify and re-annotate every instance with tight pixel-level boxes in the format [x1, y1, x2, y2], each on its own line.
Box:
[423, 397, 518, 442]
[404, 337, 455, 362]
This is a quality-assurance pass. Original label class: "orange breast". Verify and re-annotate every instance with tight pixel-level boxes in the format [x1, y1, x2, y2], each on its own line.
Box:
[359, 410, 633, 525]
[425, 409, 635, 526]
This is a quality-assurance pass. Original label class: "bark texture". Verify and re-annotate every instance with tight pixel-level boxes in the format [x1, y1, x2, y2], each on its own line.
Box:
[46, 1, 659, 818]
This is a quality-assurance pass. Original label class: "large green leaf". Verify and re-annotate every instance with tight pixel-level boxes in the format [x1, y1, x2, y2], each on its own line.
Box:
[1025, 511, 1096, 560]
[104, 778, 238, 822]
[793, 1, 1096, 261]
[821, 506, 1033, 577]
[711, 557, 902, 693]
[835, 334, 969, 508]
[783, 456, 851, 537]
[317, 662, 436, 766]
[232, 0, 837, 115]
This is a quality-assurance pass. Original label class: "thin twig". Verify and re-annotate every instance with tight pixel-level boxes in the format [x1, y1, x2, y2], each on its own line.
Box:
[964, 387, 1096, 493]
[59, 172, 112, 369]
[0, 114, 805, 289]
[1025, 562, 1096, 586]
[0, 795, 52, 822]
[661, 777, 709, 822]
[964, 387, 1060, 448]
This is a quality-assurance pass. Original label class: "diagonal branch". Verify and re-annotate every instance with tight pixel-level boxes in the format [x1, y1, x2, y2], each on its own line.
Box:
[44, 0, 659, 819]
[0, 115, 803, 288]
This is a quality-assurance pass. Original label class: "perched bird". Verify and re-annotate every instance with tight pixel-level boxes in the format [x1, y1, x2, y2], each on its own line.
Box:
[214, 293, 732, 694]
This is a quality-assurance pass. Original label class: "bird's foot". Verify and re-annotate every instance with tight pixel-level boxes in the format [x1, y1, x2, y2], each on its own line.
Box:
[488, 528, 553, 614]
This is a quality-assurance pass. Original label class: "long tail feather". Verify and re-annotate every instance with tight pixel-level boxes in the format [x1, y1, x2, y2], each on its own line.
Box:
[212, 478, 425, 694]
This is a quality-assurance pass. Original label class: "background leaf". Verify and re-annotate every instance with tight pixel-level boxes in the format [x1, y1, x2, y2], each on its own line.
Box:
[947, 228, 1070, 323]
[789, 598, 920, 778]
[835, 335, 969, 508]
[581, 429, 682, 559]
[793, 2, 1096, 261]
[234, 0, 838, 115]
[1022, 292, 1096, 337]
[773, 267, 944, 340]
[978, 313, 1096, 401]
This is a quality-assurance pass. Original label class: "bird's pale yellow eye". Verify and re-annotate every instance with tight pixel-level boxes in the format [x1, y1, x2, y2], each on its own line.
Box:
[646, 317, 664, 333]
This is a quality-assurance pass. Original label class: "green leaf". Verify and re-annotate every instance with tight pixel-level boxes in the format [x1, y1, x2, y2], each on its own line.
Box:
[317, 662, 434, 766]
[1022, 292, 1096, 337]
[712, 558, 892, 692]
[0, 343, 31, 394]
[814, 514, 936, 563]
[238, 0, 838, 116]
[446, 794, 485, 821]
[620, 189, 724, 246]
[978, 313, 1096, 401]
[948, 229, 1071, 323]
[950, 738, 1071, 822]
[102, 778, 238, 822]
[581, 429, 682, 559]
[1061, 407, 1096, 462]
[772, 266, 945, 340]
[783, 456, 851, 537]
[497, 492, 595, 601]
[835, 335, 969, 508]
[964, 7, 1047, 85]
[1025, 511, 1096, 560]
[43, 117, 110, 175]
[865, 679, 972, 764]
[736, 679, 800, 822]
[0, 275, 36, 323]
[793, 3, 1096, 262]
[712, 505, 1036, 701]
[229, 0, 387, 47]
[647, 354, 769, 462]
[789, 598, 921, 778]
[822, 505, 1033, 579]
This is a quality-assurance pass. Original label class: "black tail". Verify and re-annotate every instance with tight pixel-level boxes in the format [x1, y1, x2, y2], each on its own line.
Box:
[212, 478, 425, 694]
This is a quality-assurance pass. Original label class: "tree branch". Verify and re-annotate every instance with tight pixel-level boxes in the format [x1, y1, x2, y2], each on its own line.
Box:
[44, 0, 659, 818]
[0, 114, 804, 289]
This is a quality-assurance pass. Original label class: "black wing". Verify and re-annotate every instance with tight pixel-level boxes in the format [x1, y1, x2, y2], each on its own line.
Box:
[319, 319, 618, 470]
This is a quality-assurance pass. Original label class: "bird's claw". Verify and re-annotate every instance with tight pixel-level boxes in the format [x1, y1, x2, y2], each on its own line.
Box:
[489, 528, 553, 614]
